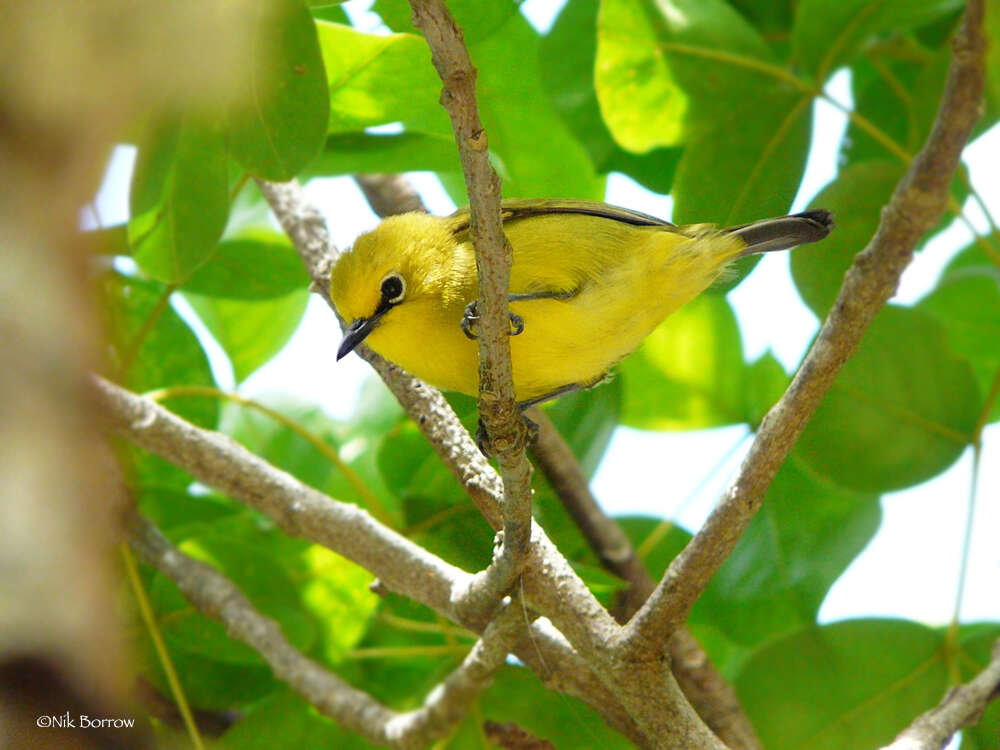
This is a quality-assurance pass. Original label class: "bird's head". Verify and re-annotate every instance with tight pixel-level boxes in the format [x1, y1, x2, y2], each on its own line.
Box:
[330, 212, 456, 360]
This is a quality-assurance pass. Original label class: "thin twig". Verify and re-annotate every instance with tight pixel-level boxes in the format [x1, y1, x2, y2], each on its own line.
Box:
[879, 638, 1000, 750]
[408, 0, 534, 590]
[619, 0, 988, 654]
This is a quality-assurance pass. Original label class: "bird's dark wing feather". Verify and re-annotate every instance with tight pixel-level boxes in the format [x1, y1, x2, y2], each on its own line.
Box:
[448, 199, 674, 236]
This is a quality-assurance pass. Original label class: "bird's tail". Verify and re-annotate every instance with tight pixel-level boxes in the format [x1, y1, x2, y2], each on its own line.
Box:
[727, 210, 834, 257]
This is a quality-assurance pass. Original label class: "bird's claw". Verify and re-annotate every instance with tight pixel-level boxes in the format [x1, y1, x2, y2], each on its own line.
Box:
[461, 301, 524, 340]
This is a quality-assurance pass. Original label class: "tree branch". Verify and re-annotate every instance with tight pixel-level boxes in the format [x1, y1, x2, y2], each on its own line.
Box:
[618, 0, 988, 654]
[880, 638, 1000, 750]
[95, 374, 650, 745]
[408, 0, 534, 587]
[355, 173, 428, 216]
[528, 408, 762, 750]
[126, 511, 524, 750]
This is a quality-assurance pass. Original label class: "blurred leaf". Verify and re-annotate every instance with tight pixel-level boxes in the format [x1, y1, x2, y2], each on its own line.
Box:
[220, 397, 399, 521]
[184, 288, 309, 382]
[728, 0, 796, 36]
[128, 120, 229, 284]
[137, 487, 242, 531]
[305, 132, 461, 178]
[182, 229, 308, 299]
[791, 160, 904, 317]
[693, 455, 881, 647]
[918, 263, 1000, 424]
[540, 376, 623, 478]
[480, 666, 635, 749]
[137, 634, 276, 710]
[99, 272, 218, 487]
[792, 0, 964, 80]
[228, 0, 329, 180]
[338, 595, 468, 706]
[317, 22, 447, 133]
[620, 294, 747, 430]
[218, 690, 369, 749]
[736, 620, 948, 750]
[149, 532, 316, 663]
[288, 544, 378, 664]
[796, 305, 979, 492]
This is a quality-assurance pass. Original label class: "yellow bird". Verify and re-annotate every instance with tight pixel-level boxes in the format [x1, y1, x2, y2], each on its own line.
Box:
[331, 200, 832, 407]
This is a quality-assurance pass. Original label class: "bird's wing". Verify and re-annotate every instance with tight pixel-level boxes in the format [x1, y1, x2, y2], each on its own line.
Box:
[447, 199, 676, 235]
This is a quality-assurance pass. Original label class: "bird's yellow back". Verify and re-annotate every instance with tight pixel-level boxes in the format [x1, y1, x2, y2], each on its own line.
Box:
[330, 206, 746, 402]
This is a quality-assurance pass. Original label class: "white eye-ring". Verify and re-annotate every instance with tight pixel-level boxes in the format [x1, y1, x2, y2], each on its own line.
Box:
[380, 272, 405, 304]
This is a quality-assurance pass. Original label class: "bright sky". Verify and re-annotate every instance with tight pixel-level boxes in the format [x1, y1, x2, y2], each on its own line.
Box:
[91, 0, 1000, 634]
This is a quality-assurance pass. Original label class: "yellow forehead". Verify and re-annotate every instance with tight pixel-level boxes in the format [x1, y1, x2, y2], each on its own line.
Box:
[329, 212, 461, 321]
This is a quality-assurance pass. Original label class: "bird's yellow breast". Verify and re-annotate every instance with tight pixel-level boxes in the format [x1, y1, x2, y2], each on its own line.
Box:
[333, 211, 744, 403]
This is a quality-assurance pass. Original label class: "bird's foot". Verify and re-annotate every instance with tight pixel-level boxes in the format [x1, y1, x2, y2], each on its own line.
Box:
[461, 301, 524, 340]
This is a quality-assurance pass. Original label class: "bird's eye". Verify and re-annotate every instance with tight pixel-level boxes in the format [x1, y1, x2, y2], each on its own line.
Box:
[380, 273, 405, 304]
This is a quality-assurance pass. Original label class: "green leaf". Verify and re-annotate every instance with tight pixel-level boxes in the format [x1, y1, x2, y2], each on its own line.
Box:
[378, 420, 492, 571]
[671, 89, 812, 226]
[796, 305, 979, 492]
[317, 22, 447, 133]
[137, 635, 276, 710]
[736, 620, 948, 750]
[128, 121, 230, 284]
[304, 132, 461, 178]
[918, 263, 1000, 424]
[99, 272, 218, 488]
[228, 0, 329, 180]
[595, 0, 811, 223]
[184, 289, 309, 382]
[220, 397, 399, 522]
[480, 666, 635, 749]
[742, 351, 789, 427]
[792, 0, 965, 80]
[791, 160, 904, 317]
[217, 690, 369, 749]
[693, 454, 880, 647]
[183, 229, 309, 299]
[287, 543, 378, 664]
[137, 487, 242, 531]
[728, 0, 797, 36]
[540, 0, 682, 193]
[338, 595, 470, 706]
[539, 376, 623, 478]
[596, 0, 777, 153]
[464, 12, 603, 199]
[620, 293, 748, 430]
[148, 532, 316, 664]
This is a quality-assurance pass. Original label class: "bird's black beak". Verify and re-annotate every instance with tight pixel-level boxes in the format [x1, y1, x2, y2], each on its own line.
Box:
[337, 314, 382, 360]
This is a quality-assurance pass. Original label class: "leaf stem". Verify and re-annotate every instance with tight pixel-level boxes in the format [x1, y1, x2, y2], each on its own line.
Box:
[120, 543, 205, 750]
